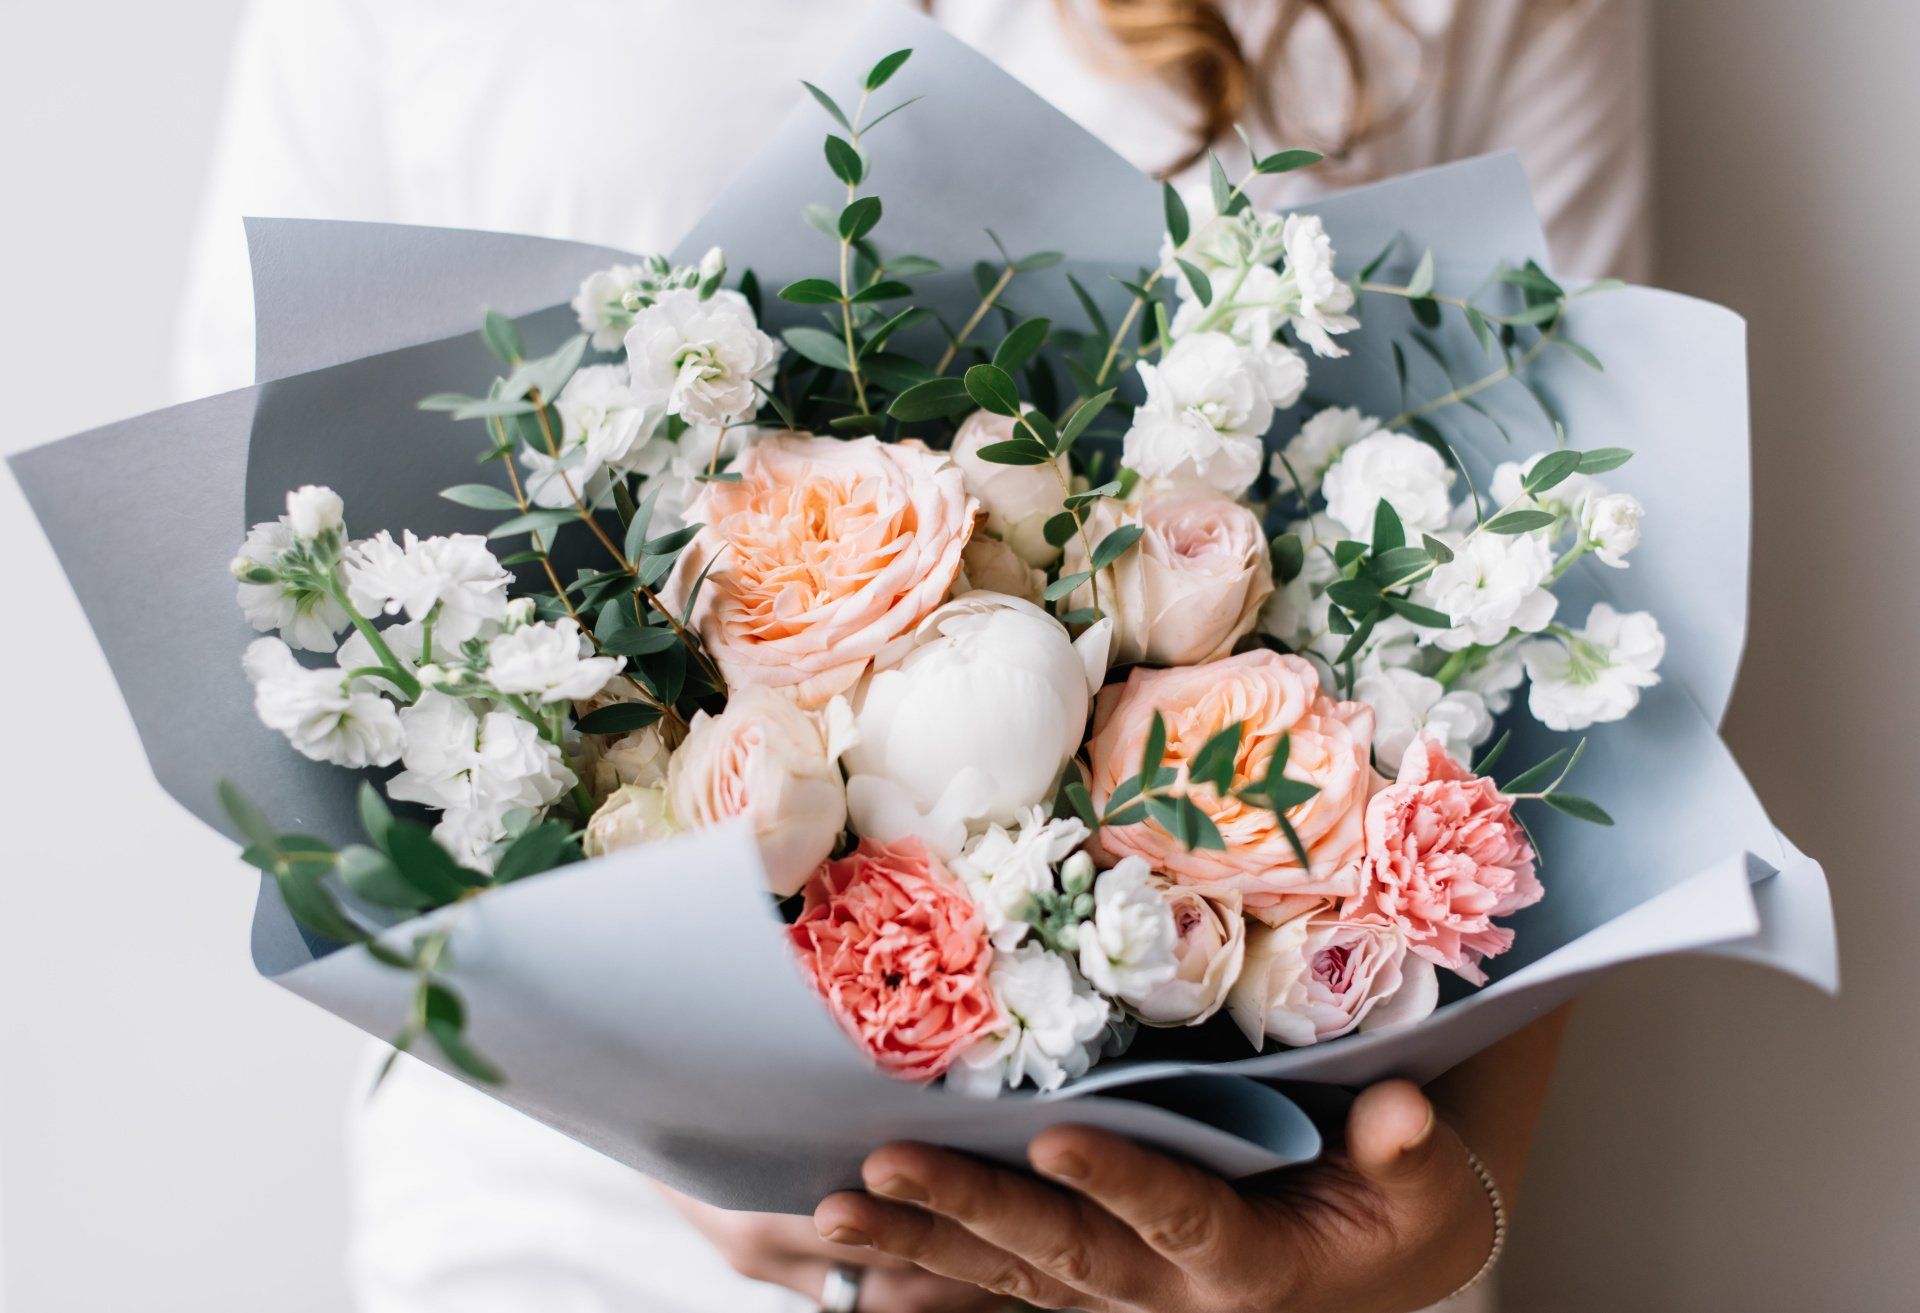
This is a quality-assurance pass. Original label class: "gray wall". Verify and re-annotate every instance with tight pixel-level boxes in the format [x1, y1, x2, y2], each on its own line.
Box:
[0, 3, 1914, 1312]
[1506, 4, 1920, 1309]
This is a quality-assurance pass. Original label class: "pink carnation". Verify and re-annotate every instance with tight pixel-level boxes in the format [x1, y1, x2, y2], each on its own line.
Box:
[789, 838, 1001, 1082]
[1351, 734, 1542, 984]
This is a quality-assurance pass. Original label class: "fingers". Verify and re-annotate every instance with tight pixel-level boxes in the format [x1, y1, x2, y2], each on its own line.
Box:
[856, 1141, 1170, 1306]
[1346, 1079, 1454, 1193]
[1026, 1124, 1254, 1273]
[816, 1191, 1084, 1310]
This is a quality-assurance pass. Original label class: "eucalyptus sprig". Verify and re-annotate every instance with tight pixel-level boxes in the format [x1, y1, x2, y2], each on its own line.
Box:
[1500, 736, 1614, 826]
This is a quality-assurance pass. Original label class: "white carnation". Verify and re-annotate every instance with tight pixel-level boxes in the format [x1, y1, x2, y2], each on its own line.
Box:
[242, 637, 402, 769]
[1276, 406, 1379, 498]
[952, 809, 1091, 950]
[1520, 603, 1664, 731]
[1077, 857, 1180, 1002]
[343, 530, 512, 642]
[233, 519, 350, 653]
[485, 618, 624, 704]
[947, 943, 1111, 1096]
[1355, 666, 1494, 767]
[1421, 529, 1558, 651]
[1322, 430, 1455, 538]
[1580, 492, 1644, 568]
[623, 288, 778, 428]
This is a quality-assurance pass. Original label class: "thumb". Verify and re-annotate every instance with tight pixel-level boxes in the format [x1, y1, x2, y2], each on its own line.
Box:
[1345, 1079, 1462, 1196]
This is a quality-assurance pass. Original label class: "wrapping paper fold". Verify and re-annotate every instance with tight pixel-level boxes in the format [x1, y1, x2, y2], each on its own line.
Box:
[8, 3, 1833, 1212]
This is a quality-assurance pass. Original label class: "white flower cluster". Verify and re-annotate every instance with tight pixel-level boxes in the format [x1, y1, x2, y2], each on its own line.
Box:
[1122, 195, 1358, 501]
[1261, 413, 1666, 760]
[234, 487, 625, 871]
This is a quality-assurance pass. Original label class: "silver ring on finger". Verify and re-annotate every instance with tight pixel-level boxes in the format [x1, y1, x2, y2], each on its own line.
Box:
[818, 1262, 863, 1313]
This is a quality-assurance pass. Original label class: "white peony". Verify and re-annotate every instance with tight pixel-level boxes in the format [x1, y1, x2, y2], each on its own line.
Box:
[284, 485, 344, 541]
[623, 288, 778, 428]
[1520, 603, 1664, 731]
[1322, 430, 1455, 538]
[1355, 666, 1494, 767]
[1123, 332, 1274, 497]
[1581, 492, 1644, 568]
[343, 530, 512, 642]
[843, 594, 1106, 861]
[947, 943, 1111, 1096]
[952, 809, 1092, 950]
[386, 692, 575, 820]
[242, 638, 402, 769]
[1278, 213, 1360, 357]
[1276, 406, 1379, 498]
[1077, 857, 1181, 1001]
[949, 410, 1068, 566]
[1421, 529, 1558, 651]
[233, 519, 350, 653]
[485, 618, 624, 704]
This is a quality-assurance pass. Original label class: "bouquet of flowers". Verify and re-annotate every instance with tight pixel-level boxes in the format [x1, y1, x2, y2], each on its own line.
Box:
[14, 7, 1832, 1210]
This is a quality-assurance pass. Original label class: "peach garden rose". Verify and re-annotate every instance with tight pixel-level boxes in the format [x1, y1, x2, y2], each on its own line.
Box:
[669, 433, 976, 707]
[1087, 650, 1377, 923]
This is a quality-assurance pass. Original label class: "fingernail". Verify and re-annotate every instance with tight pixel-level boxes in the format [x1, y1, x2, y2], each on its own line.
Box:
[872, 1175, 928, 1204]
[1038, 1151, 1089, 1182]
[823, 1225, 872, 1247]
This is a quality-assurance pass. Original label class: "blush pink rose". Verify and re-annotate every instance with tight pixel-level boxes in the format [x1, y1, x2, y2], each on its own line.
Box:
[789, 837, 1001, 1082]
[1225, 906, 1439, 1048]
[1087, 650, 1376, 923]
[1350, 733, 1542, 984]
[670, 434, 976, 707]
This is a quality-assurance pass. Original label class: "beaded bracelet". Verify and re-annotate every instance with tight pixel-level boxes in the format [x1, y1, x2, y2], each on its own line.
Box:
[1447, 1147, 1508, 1301]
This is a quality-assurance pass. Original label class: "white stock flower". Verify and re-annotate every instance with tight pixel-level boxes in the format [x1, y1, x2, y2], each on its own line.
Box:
[1454, 643, 1527, 716]
[386, 692, 575, 819]
[952, 809, 1092, 950]
[572, 263, 649, 350]
[635, 422, 768, 533]
[1580, 492, 1644, 568]
[1490, 455, 1596, 526]
[949, 410, 1069, 566]
[284, 485, 344, 541]
[1421, 529, 1558, 651]
[233, 519, 350, 653]
[1520, 603, 1665, 731]
[1322, 431, 1455, 538]
[1278, 213, 1360, 357]
[343, 531, 512, 642]
[1123, 332, 1273, 496]
[485, 618, 624, 704]
[947, 943, 1111, 1096]
[242, 638, 402, 768]
[623, 288, 778, 427]
[1355, 665, 1494, 767]
[1276, 406, 1379, 498]
[1169, 287, 1309, 410]
[1256, 512, 1342, 650]
[1077, 857, 1180, 1002]
[559, 364, 657, 470]
[844, 594, 1104, 861]
[1160, 187, 1288, 290]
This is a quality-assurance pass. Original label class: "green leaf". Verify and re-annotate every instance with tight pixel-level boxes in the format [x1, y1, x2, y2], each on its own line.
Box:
[424, 986, 505, 1085]
[492, 821, 581, 883]
[1102, 802, 1149, 829]
[1557, 338, 1604, 372]
[1149, 795, 1225, 852]
[963, 363, 1021, 417]
[992, 318, 1051, 375]
[1577, 447, 1634, 474]
[1406, 250, 1436, 299]
[622, 483, 663, 562]
[1422, 533, 1455, 564]
[1411, 296, 1442, 329]
[975, 439, 1052, 466]
[1013, 250, 1063, 272]
[482, 309, 523, 364]
[1503, 301, 1563, 328]
[488, 507, 577, 540]
[1472, 730, 1512, 776]
[440, 483, 520, 511]
[1142, 711, 1168, 778]
[387, 822, 485, 895]
[1541, 792, 1615, 826]
[1189, 723, 1243, 794]
[1371, 499, 1406, 554]
[1523, 450, 1584, 495]
[838, 196, 882, 242]
[1091, 524, 1144, 570]
[1061, 778, 1098, 829]
[865, 47, 912, 90]
[598, 625, 682, 657]
[1162, 182, 1190, 246]
[1326, 577, 1382, 613]
[1207, 150, 1234, 214]
[1484, 510, 1558, 535]
[848, 280, 912, 305]
[358, 782, 395, 852]
[823, 135, 864, 185]
[1383, 595, 1453, 628]
[1334, 539, 1368, 570]
[1043, 510, 1081, 548]
[1067, 274, 1111, 340]
[779, 277, 844, 306]
[1499, 264, 1564, 298]
[1271, 532, 1305, 585]
[275, 869, 365, 946]
[1255, 147, 1323, 174]
[217, 780, 279, 852]
[1370, 545, 1430, 582]
[1502, 749, 1571, 796]
[574, 702, 663, 735]
[337, 844, 438, 911]
[829, 413, 888, 436]
[801, 81, 851, 130]
[641, 524, 700, 557]
[860, 306, 932, 356]
[1058, 389, 1117, 453]
[1016, 410, 1058, 450]
[888, 376, 973, 421]
[1064, 480, 1121, 510]
[781, 325, 853, 370]
[1042, 570, 1092, 601]
[1176, 258, 1213, 307]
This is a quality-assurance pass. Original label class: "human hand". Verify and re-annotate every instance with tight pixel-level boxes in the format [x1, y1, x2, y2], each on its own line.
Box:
[660, 1188, 1011, 1312]
[813, 1079, 1497, 1313]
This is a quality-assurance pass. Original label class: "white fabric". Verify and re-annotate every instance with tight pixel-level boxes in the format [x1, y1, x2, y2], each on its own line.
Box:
[179, 3, 1649, 1308]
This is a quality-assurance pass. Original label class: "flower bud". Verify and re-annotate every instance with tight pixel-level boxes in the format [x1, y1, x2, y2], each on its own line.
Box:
[1060, 850, 1096, 897]
[502, 597, 536, 629]
[285, 485, 345, 541]
[231, 556, 278, 584]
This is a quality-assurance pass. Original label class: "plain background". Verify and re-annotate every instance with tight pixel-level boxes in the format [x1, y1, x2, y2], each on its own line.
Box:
[1, 3, 1914, 1310]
